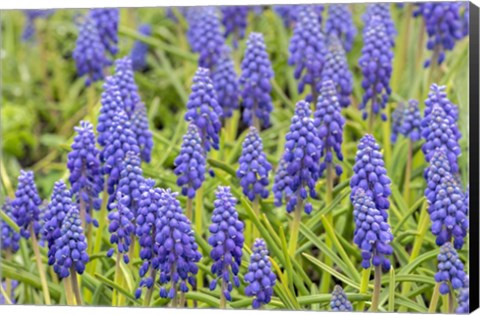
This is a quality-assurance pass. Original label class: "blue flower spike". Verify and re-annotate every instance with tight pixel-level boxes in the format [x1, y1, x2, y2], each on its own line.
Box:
[434, 242, 467, 295]
[330, 285, 353, 311]
[130, 24, 151, 71]
[1, 199, 21, 253]
[212, 47, 240, 119]
[325, 4, 357, 52]
[12, 170, 42, 239]
[107, 192, 135, 264]
[89, 8, 119, 56]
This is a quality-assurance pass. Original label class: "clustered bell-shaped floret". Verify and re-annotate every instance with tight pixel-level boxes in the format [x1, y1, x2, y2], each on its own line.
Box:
[89, 8, 119, 55]
[114, 57, 142, 115]
[53, 206, 89, 278]
[212, 47, 240, 118]
[400, 99, 422, 141]
[174, 124, 206, 199]
[434, 242, 467, 294]
[240, 33, 274, 129]
[131, 102, 154, 163]
[272, 157, 292, 207]
[67, 121, 104, 225]
[185, 67, 223, 152]
[424, 148, 451, 203]
[456, 276, 469, 313]
[130, 24, 151, 71]
[1, 199, 21, 253]
[424, 84, 460, 139]
[330, 285, 353, 311]
[107, 193, 135, 264]
[352, 188, 393, 270]
[237, 127, 272, 201]
[117, 151, 144, 217]
[363, 4, 396, 44]
[244, 238, 276, 309]
[314, 80, 345, 177]
[390, 102, 405, 143]
[208, 186, 244, 301]
[12, 170, 42, 238]
[221, 6, 249, 48]
[97, 77, 124, 148]
[325, 5, 357, 52]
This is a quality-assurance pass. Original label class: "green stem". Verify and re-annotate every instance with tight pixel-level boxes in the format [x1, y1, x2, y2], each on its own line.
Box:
[288, 198, 303, 258]
[87, 86, 96, 121]
[30, 226, 51, 305]
[219, 280, 227, 309]
[179, 292, 186, 308]
[195, 186, 204, 289]
[64, 276, 76, 305]
[320, 164, 334, 293]
[370, 265, 382, 312]
[88, 181, 109, 274]
[5, 250, 12, 298]
[0, 283, 12, 304]
[448, 290, 455, 314]
[70, 267, 83, 305]
[368, 106, 375, 134]
[357, 268, 371, 311]
[428, 283, 441, 313]
[186, 197, 193, 222]
[403, 140, 413, 205]
[143, 269, 156, 307]
[112, 251, 122, 306]
[252, 197, 260, 241]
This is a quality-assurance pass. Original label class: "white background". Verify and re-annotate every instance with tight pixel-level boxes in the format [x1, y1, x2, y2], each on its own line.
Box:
[0, 0, 479, 314]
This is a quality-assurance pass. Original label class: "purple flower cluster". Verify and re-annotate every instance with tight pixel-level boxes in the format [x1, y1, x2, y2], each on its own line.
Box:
[12, 170, 42, 238]
[212, 47, 240, 118]
[288, 6, 327, 102]
[352, 188, 393, 270]
[130, 24, 151, 71]
[400, 99, 422, 141]
[237, 127, 272, 201]
[174, 124, 206, 198]
[244, 238, 276, 309]
[1, 199, 21, 253]
[457, 276, 469, 313]
[89, 8, 119, 55]
[350, 134, 392, 217]
[358, 16, 393, 121]
[67, 121, 103, 226]
[330, 285, 353, 311]
[461, 3, 469, 37]
[424, 84, 460, 139]
[272, 157, 292, 207]
[322, 36, 354, 108]
[221, 6, 249, 47]
[280, 100, 321, 215]
[107, 193, 135, 264]
[314, 80, 345, 177]
[363, 4, 396, 44]
[434, 242, 467, 294]
[208, 186, 244, 301]
[390, 102, 405, 143]
[22, 10, 54, 41]
[424, 148, 451, 203]
[114, 57, 142, 115]
[73, 17, 110, 86]
[117, 151, 144, 217]
[185, 67, 222, 152]
[53, 206, 89, 278]
[240, 33, 274, 129]
[273, 5, 324, 27]
[97, 77, 124, 148]
[131, 102, 153, 163]
[325, 5, 357, 52]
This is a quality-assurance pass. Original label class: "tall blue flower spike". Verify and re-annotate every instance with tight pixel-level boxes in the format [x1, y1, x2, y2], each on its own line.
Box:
[314, 80, 345, 178]
[174, 124, 206, 199]
[53, 206, 89, 278]
[237, 127, 272, 201]
[1, 199, 21, 253]
[322, 36, 354, 108]
[12, 170, 42, 239]
[424, 148, 451, 203]
[358, 16, 393, 122]
[330, 285, 353, 311]
[240, 32, 274, 129]
[244, 238, 276, 309]
[43, 180, 72, 265]
[185, 67, 223, 152]
[155, 189, 202, 300]
[114, 56, 142, 115]
[288, 5, 327, 103]
[97, 77, 124, 148]
[117, 151, 144, 218]
[187, 7, 225, 70]
[424, 84, 460, 139]
[457, 276, 469, 313]
[212, 47, 240, 118]
[390, 102, 405, 143]
[414, 3, 463, 67]
[400, 99, 422, 141]
[221, 6, 249, 48]
[208, 186, 244, 301]
[350, 134, 392, 218]
[434, 242, 467, 294]
[107, 192, 135, 264]
[282, 100, 321, 215]
[73, 17, 110, 86]
[130, 24, 151, 71]
[272, 157, 292, 207]
[131, 102, 153, 163]
[68, 121, 104, 226]
[363, 3, 396, 44]
[352, 188, 393, 270]
[89, 8, 119, 55]
[429, 172, 468, 249]
[22, 10, 54, 41]
[325, 5, 357, 52]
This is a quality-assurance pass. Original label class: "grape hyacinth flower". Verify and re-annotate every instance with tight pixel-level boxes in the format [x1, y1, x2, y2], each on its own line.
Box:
[1, 199, 21, 253]
[424, 148, 451, 202]
[221, 6, 249, 47]
[363, 4, 396, 44]
[330, 285, 353, 311]
[97, 77, 124, 148]
[273, 5, 297, 27]
[68, 121, 104, 226]
[212, 47, 240, 118]
[322, 36, 354, 108]
[107, 193, 135, 264]
[272, 157, 292, 207]
[350, 134, 392, 217]
[457, 276, 469, 313]
[12, 170, 42, 238]
[89, 8, 119, 55]
[53, 206, 89, 278]
[117, 151, 144, 218]
[174, 124, 206, 199]
[240, 33, 274, 129]
[131, 102, 153, 163]
[236, 127, 272, 201]
[429, 172, 468, 249]
[42, 180, 71, 265]
[73, 17, 110, 86]
[244, 238, 276, 309]
[314, 80, 345, 178]
[325, 5, 357, 52]
[130, 24, 151, 71]
[461, 3, 469, 38]
[185, 67, 222, 152]
[390, 102, 405, 143]
[434, 242, 467, 294]
[155, 189, 202, 301]
[114, 56, 142, 115]
[400, 99, 422, 141]
[288, 5, 327, 103]
[208, 186, 244, 303]
[22, 10, 54, 41]
[358, 16, 393, 125]
[424, 84, 460, 139]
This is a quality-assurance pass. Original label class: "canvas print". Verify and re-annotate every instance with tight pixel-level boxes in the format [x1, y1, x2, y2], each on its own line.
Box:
[0, 2, 476, 313]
